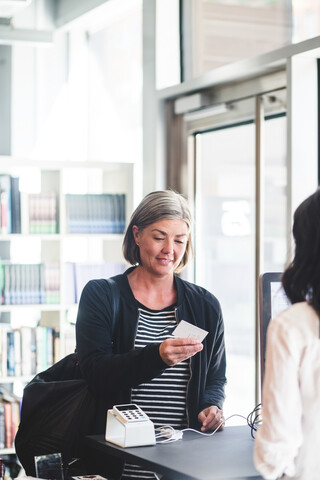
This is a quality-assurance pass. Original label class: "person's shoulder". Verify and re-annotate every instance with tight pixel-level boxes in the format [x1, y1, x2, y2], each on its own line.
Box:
[271, 301, 319, 339]
[274, 301, 315, 324]
[84, 278, 109, 289]
[81, 278, 111, 298]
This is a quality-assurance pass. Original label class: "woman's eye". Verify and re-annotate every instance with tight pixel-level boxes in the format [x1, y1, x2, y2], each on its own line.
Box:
[154, 237, 164, 241]
[175, 240, 184, 244]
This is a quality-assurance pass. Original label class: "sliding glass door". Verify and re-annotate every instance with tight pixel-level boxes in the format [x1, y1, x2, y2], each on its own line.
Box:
[188, 94, 287, 420]
[194, 120, 256, 419]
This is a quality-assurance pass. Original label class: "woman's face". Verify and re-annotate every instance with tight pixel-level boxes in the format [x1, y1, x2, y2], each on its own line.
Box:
[132, 219, 189, 277]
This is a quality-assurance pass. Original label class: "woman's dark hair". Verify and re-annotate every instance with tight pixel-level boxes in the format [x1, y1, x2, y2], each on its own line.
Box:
[122, 190, 193, 273]
[282, 188, 320, 315]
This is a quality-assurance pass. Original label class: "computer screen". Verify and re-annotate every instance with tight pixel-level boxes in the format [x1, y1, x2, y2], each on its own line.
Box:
[258, 272, 291, 385]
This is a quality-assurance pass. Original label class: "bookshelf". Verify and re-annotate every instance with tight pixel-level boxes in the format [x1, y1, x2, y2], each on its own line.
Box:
[0, 157, 137, 455]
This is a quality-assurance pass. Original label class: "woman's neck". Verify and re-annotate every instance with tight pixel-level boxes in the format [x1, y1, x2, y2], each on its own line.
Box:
[127, 266, 177, 310]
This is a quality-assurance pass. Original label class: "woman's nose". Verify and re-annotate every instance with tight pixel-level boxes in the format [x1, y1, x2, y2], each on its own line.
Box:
[162, 239, 174, 253]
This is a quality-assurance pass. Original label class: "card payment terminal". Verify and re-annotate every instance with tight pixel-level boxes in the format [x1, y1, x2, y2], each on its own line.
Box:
[105, 404, 156, 448]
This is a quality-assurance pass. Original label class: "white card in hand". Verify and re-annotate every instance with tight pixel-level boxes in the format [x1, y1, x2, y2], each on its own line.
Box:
[172, 320, 208, 342]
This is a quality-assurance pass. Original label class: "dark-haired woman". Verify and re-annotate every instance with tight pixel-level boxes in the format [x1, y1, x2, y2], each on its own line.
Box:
[76, 190, 226, 479]
[254, 188, 320, 480]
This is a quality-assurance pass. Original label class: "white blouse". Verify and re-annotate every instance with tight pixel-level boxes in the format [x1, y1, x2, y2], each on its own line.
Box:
[254, 302, 320, 480]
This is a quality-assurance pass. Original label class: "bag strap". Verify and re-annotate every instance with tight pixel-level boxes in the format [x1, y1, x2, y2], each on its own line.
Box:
[105, 277, 120, 335]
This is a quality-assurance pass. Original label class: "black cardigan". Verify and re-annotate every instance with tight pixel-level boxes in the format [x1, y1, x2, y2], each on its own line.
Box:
[75, 266, 226, 433]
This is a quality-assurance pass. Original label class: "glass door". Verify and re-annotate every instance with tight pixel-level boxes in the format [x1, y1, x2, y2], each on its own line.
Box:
[187, 93, 287, 421]
[194, 120, 256, 420]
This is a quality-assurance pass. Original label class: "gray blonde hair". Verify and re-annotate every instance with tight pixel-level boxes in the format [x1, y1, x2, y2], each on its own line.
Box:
[123, 190, 193, 273]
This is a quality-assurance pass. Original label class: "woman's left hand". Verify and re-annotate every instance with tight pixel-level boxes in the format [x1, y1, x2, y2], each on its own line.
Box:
[198, 406, 224, 432]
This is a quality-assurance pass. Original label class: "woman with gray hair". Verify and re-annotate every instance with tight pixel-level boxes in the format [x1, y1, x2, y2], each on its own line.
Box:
[76, 190, 227, 479]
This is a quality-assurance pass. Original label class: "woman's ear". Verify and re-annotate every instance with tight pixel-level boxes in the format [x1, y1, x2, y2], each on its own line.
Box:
[132, 225, 140, 245]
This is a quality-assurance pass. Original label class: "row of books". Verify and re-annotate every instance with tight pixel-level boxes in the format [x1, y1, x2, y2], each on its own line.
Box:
[0, 262, 60, 305]
[29, 192, 58, 234]
[0, 174, 21, 235]
[0, 261, 128, 306]
[0, 325, 59, 378]
[65, 261, 127, 304]
[0, 175, 127, 236]
[65, 193, 126, 234]
[0, 388, 20, 449]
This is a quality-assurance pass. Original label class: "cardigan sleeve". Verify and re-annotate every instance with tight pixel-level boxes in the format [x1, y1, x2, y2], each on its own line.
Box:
[253, 315, 303, 479]
[75, 279, 166, 397]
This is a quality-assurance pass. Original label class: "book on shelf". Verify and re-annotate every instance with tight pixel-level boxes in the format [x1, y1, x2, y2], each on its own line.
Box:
[4, 400, 12, 448]
[0, 401, 5, 449]
[0, 174, 21, 235]
[28, 192, 58, 234]
[112, 193, 126, 233]
[6, 330, 15, 377]
[0, 388, 21, 449]
[0, 325, 8, 378]
[65, 193, 126, 234]
[13, 329, 22, 377]
[44, 263, 60, 304]
[0, 175, 12, 235]
[53, 329, 60, 365]
[0, 260, 4, 305]
[10, 176, 21, 234]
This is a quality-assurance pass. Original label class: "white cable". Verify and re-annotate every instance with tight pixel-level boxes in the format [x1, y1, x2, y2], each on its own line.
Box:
[155, 414, 248, 444]
[155, 425, 175, 439]
[182, 413, 247, 437]
[155, 425, 182, 443]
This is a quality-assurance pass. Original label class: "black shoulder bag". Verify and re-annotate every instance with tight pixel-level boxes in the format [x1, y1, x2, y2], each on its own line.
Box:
[14, 278, 120, 477]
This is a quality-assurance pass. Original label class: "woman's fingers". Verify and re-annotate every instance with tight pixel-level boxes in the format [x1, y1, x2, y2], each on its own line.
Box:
[159, 337, 203, 366]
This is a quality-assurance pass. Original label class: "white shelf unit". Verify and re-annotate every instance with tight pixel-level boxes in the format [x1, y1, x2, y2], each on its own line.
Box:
[0, 158, 136, 454]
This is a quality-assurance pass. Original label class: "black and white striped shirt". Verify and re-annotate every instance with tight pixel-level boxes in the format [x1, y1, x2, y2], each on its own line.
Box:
[121, 304, 190, 480]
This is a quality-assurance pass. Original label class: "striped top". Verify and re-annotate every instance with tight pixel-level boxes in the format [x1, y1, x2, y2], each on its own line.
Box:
[121, 304, 190, 480]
